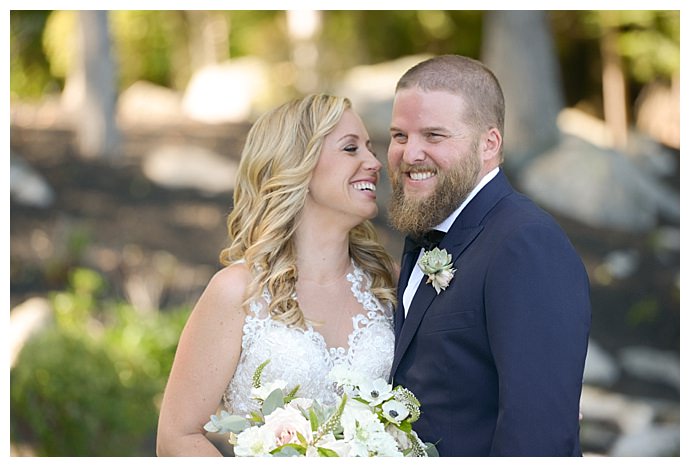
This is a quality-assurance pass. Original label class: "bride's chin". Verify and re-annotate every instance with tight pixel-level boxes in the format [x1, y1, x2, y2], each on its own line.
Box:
[363, 208, 378, 221]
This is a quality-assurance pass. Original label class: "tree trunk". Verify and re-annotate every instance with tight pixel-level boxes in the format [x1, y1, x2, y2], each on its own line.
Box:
[286, 10, 322, 94]
[481, 11, 564, 172]
[600, 11, 628, 150]
[186, 11, 229, 71]
[66, 11, 120, 159]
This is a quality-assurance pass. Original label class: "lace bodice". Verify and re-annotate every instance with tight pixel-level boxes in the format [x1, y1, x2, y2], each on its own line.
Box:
[224, 263, 394, 416]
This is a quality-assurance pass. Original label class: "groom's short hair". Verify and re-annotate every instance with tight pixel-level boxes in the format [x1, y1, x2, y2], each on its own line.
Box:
[396, 54, 505, 138]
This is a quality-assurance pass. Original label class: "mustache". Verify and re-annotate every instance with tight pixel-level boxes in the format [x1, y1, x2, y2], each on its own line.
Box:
[390, 163, 438, 186]
[395, 162, 438, 173]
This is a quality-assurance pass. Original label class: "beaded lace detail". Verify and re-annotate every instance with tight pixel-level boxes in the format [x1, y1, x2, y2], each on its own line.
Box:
[223, 262, 394, 416]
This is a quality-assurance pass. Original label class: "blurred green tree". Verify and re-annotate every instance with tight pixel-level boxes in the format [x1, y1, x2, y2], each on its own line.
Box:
[10, 10, 57, 99]
[10, 9, 679, 121]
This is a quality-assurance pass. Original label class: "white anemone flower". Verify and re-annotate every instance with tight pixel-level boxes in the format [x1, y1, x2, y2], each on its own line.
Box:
[358, 378, 393, 406]
[381, 400, 409, 424]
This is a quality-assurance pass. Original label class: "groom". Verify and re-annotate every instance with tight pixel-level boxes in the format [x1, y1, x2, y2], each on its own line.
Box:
[387, 55, 591, 456]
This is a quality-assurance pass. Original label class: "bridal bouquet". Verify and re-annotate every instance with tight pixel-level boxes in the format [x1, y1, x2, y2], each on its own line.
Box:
[204, 360, 437, 457]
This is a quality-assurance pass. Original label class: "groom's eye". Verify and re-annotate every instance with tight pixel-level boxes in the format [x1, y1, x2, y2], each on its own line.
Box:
[425, 132, 446, 142]
[391, 132, 407, 143]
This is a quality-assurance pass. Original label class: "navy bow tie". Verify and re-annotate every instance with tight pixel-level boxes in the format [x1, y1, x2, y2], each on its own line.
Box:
[404, 229, 446, 255]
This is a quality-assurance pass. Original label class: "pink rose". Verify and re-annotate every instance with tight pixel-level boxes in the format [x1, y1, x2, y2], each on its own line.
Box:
[262, 406, 313, 447]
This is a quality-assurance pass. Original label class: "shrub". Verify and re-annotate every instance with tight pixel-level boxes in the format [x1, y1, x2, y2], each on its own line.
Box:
[10, 268, 188, 456]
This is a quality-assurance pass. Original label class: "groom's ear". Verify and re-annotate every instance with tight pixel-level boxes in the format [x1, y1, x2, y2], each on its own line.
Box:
[480, 127, 502, 162]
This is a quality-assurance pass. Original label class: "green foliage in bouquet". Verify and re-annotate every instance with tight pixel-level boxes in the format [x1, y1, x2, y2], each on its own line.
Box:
[205, 360, 439, 457]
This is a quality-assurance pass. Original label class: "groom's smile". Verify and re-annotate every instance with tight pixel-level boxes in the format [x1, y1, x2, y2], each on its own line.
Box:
[399, 164, 439, 198]
[408, 169, 436, 181]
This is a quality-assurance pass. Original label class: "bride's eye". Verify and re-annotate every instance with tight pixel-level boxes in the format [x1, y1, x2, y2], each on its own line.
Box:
[343, 144, 358, 154]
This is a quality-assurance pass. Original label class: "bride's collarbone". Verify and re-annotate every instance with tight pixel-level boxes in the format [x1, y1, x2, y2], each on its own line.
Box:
[299, 288, 361, 325]
[295, 274, 357, 306]
[296, 287, 362, 350]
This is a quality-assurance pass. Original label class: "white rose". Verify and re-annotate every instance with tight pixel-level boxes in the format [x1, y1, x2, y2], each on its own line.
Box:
[233, 425, 276, 456]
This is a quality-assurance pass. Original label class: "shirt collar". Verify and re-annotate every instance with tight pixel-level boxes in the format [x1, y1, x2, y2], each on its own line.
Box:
[434, 167, 500, 233]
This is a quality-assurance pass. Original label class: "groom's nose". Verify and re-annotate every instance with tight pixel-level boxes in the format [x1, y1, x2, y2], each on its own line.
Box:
[401, 136, 428, 165]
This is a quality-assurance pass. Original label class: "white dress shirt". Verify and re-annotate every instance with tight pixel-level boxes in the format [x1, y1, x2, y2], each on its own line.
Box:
[403, 167, 500, 316]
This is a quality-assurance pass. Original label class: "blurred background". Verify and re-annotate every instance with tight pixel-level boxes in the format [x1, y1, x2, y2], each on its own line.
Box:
[9, 10, 679, 456]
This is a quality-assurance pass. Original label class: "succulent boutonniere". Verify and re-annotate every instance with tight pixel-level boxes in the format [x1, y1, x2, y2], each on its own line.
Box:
[418, 247, 456, 294]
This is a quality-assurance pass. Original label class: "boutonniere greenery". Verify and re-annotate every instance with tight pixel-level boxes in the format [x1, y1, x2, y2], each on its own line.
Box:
[418, 247, 456, 294]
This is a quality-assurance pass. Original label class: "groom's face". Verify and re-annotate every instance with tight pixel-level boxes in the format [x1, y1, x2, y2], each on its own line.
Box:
[387, 87, 482, 236]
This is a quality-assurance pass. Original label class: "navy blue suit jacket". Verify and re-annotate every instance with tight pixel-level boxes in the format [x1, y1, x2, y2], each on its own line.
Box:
[391, 170, 591, 456]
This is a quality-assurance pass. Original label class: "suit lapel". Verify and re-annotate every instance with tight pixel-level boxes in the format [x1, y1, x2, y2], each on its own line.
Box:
[391, 170, 515, 377]
[394, 244, 418, 339]
[391, 227, 482, 376]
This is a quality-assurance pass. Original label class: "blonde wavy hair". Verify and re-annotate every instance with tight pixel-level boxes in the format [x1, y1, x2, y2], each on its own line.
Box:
[220, 93, 397, 328]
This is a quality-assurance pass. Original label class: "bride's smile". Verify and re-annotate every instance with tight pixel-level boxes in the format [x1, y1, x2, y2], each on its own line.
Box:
[305, 108, 381, 226]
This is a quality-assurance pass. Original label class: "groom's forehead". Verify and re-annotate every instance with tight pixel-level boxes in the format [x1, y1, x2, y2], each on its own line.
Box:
[392, 89, 468, 119]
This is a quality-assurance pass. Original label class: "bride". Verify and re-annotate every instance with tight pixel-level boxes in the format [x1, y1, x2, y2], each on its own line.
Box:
[156, 94, 397, 456]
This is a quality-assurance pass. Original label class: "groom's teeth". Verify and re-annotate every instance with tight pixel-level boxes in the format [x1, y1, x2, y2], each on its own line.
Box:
[409, 171, 435, 181]
[352, 182, 376, 192]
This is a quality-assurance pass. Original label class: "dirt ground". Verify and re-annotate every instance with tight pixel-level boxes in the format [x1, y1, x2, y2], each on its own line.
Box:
[10, 120, 680, 403]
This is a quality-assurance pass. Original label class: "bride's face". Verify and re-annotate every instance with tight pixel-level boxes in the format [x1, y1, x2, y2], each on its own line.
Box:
[306, 109, 382, 225]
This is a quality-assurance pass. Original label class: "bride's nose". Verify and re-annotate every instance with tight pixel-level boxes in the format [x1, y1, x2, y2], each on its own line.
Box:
[364, 149, 382, 173]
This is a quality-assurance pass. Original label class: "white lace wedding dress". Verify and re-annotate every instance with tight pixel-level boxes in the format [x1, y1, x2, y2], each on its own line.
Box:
[223, 262, 394, 416]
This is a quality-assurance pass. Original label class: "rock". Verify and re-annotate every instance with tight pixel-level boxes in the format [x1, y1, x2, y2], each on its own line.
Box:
[10, 297, 54, 367]
[118, 81, 184, 125]
[10, 152, 55, 208]
[625, 131, 678, 179]
[600, 249, 640, 280]
[618, 346, 680, 391]
[583, 340, 620, 387]
[580, 419, 620, 455]
[609, 424, 680, 456]
[518, 133, 679, 232]
[580, 385, 655, 435]
[182, 57, 271, 124]
[557, 107, 678, 176]
[142, 144, 238, 195]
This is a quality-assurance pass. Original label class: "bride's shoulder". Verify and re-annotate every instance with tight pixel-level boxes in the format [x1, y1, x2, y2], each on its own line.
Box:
[199, 262, 252, 312]
[213, 261, 251, 283]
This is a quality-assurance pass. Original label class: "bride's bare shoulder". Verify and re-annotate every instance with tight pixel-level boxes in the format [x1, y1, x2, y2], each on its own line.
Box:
[213, 262, 252, 285]
[199, 262, 252, 311]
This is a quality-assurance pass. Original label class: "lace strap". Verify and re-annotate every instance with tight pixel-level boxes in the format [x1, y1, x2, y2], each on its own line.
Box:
[346, 263, 391, 318]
